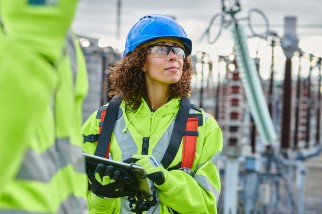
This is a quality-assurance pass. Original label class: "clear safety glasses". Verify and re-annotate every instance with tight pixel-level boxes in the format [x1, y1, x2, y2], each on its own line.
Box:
[148, 44, 186, 59]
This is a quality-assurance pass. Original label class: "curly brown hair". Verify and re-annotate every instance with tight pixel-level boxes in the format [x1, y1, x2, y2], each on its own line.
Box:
[108, 46, 194, 110]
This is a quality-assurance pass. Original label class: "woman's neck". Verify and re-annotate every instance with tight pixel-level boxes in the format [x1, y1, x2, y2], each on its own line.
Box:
[146, 84, 169, 110]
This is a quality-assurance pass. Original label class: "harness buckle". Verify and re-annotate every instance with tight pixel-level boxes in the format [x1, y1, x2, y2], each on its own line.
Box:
[179, 167, 195, 177]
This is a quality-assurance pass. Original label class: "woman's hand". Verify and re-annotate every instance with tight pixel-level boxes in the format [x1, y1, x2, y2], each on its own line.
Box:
[132, 155, 167, 185]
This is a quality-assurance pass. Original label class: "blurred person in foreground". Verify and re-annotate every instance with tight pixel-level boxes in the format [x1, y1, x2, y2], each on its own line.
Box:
[82, 14, 223, 213]
[0, 0, 89, 213]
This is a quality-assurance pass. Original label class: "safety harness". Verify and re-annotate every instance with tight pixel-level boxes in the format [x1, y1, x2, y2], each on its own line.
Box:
[84, 96, 202, 212]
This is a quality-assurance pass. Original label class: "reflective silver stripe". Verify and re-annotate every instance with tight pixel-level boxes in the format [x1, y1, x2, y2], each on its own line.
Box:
[120, 198, 132, 213]
[196, 151, 222, 172]
[55, 138, 85, 173]
[0, 195, 87, 214]
[212, 151, 221, 166]
[16, 138, 85, 182]
[194, 174, 220, 204]
[66, 30, 78, 87]
[57, 195, 88, 214]
[152, 120, 175, 161]
[113, 116, 137, 160]
[204, 113, 210, 121]
[0, 211, 48, 214]
[194, 152, 222, 204]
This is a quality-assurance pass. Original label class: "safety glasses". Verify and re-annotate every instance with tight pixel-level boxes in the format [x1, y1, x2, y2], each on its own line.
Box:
[148, 44, 186, 59]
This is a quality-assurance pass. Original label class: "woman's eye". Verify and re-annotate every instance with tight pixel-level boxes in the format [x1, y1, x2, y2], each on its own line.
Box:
[158, 47, 168, 54]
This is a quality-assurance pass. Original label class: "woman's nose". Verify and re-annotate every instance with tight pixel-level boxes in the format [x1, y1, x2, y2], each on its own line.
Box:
[167, 50, 178, 61]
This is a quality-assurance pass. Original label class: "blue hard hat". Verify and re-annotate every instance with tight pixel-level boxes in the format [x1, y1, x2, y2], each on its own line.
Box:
[123, 14, 192, 57]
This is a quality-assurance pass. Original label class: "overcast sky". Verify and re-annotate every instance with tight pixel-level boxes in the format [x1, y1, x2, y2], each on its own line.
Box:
[73, 0, 322, 57]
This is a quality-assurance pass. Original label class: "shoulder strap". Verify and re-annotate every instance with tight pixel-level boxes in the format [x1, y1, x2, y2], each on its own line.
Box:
[94, 96, 122, 158]
[181, 116, 199, 168]
[161, 96, 191, 169]
[181, 108, 203, 169]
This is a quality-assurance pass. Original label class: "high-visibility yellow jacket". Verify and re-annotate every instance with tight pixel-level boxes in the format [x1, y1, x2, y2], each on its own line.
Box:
[0, 1, 89, 213]
[82, 98, 223, 214]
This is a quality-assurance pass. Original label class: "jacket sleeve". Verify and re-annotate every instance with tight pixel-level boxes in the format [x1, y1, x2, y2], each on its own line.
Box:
[0, 0, 79, 188]
[0, 36, 56, 191]
[157, 113, 223, 213]
[82, 109, 121, 214]
[87, 191, 120, 214]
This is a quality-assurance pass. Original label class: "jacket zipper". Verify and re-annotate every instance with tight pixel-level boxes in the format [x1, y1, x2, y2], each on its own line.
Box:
[142, 137, 149, 155]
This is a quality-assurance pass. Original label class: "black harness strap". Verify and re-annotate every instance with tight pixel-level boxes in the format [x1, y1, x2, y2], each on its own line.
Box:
[161, 96, 190, 169]
[94, 96, 122, 158]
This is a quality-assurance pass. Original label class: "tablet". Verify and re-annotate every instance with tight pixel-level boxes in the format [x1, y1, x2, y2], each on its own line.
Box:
[83, 152, 152, 199]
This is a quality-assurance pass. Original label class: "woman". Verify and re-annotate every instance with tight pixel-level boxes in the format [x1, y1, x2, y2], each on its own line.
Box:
[82, 14, 223, 214]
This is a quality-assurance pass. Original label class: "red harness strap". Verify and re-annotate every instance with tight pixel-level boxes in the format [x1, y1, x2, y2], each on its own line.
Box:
[181, 117, 198, 168]
[98, 109, 111, 158]
[99, 109, 106, 133]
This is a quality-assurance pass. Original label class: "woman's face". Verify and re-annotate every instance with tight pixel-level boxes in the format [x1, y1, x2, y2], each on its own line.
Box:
[143, 41, 184, 87]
